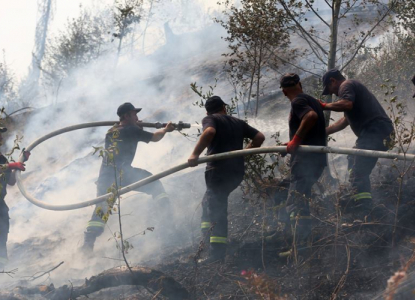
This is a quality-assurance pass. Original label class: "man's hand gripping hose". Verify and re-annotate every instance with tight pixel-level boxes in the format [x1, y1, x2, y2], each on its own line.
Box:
[13, 121, 414, 211]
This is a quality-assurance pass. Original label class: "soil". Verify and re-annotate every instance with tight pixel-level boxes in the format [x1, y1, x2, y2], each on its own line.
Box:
[2, 161, 415, 299]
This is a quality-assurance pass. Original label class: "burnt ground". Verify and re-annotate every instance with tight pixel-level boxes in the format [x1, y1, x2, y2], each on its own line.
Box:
[3, 160, 415, 299]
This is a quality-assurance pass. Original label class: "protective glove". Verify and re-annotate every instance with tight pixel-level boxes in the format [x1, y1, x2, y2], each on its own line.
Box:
[8, 162, 25, 171]
[286, 135, 302, 154]
[318, 100, 327, 109]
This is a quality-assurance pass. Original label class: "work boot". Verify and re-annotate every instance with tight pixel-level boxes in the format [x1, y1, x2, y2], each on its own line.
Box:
[79, 231, 96, 255]
[197, 243, 226, 265]
[338, 192, 355, 214]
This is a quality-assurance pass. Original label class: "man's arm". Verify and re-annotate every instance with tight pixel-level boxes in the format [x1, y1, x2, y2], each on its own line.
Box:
[295, 111, 318, 138]
[8, 171, 16, 186]
[150, 122, 175, 142]
[326, 116, 349, 135]
[188, 127, 216, 167]
[322, 99, 353, 112]
[286, 111, 318, 153]
[245, 132, 265, 149]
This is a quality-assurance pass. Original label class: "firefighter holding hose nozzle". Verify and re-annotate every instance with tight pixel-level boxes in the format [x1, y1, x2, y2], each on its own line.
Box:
[80, 102, 175, 253]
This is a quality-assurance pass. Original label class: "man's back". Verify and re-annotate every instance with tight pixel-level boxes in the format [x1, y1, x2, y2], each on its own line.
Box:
[202, 114, 258, 173]
[289, 93, 326, 146]
[339, 80, 391, 136]
[289, 93, 327, 167]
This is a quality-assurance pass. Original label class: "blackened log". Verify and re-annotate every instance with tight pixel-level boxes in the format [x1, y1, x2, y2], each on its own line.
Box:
[45, 266, 189, 300]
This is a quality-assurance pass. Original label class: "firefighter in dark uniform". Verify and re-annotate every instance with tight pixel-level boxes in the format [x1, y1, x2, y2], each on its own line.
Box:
[81, 103, 175, 252]
[0, 127, 29, 269]
[278, 74, 327, 257]
[321, 69, 394, 221]
[188, 96, 265, 263]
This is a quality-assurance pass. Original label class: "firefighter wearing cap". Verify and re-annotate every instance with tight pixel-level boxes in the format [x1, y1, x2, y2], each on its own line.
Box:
[320, 69, 394, 221]
[188, 96, 265, 263]
[275, 74, 326, 257]
[80, 103, 175, 252]
[0, 127, 29, 269]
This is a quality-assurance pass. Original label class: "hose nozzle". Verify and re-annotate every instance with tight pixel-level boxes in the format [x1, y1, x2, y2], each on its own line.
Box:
[156, 121, 191, 131]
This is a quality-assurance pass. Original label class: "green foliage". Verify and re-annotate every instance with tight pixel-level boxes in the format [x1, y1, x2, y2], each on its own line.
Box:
[92, 128, 123, 222]
[216, 0, 291, 117]
[350, 30, 415, 104]
[381, 81, 413, 152]
[396, 1, 415, 34]
[112, 0, 143, 40]
[5, 135, 23, 160]
[190, 80, 238, 117]
[43, 6, 112, 85]
[0, 53, 18, 111]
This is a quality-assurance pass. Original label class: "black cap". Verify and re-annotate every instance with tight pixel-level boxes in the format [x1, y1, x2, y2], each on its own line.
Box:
[280, 73, 300, 88]
[205, 96, 227, 114]
[117, 102, 142, 117]
[322, 69, 345, 95]
[0, 127, 6, 133]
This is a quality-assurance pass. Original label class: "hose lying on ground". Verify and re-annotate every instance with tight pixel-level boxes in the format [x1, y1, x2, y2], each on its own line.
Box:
[15, 121, 414, 211]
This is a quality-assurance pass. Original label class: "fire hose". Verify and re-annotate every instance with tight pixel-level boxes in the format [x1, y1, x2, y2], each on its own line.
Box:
[14, 121, 415, 211]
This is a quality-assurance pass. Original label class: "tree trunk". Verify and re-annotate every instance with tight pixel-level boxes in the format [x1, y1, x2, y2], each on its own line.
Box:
[247, 49, 257, 116]
[322, 0, 342, 184]
[255, 44, 263, 118]
[325, 0, 341, 126]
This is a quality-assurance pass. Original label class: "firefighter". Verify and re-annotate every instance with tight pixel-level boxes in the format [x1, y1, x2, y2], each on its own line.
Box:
[321, 69, 394, 222]
[80, 103, 175, 253]
[188, 96, 265, 263]
[0, 127, 29, 269]
[277, 74, 327, 257]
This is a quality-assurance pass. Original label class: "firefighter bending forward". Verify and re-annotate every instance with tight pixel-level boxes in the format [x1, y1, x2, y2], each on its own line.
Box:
[81, 103, 175, 252]
[278, 74, 327, 257]
[188, 96, 265, 263]
[321, 69, 394, 222]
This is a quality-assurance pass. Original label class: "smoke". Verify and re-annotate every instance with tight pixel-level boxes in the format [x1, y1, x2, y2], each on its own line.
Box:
[0, 0, 239, 288]
[0, 0, 405, 294]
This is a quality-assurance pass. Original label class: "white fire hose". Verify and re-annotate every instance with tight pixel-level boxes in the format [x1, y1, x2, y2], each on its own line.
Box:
[14, 121, 413, 211]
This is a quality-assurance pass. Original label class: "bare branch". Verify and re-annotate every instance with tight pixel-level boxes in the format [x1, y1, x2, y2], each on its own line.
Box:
[339, 0, 359, 19]
[324, 0, 333, 9]
[278, 0, 328, 55]
[266, 48, 321, 77]
[341, 2, 396, 71]
[30, 261, 64, 281]
[305, 0, 330, 28]
[0, 268, 18, 278]
[296, 30, 326, 64]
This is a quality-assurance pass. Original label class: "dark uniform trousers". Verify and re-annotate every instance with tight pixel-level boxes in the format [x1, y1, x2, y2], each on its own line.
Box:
[0, 203, 9, 266]
[280, 157, 325, 244]
[84, 167, 170, 245]
[201, 168, 244, 252]
[347, 120, 394, 204]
